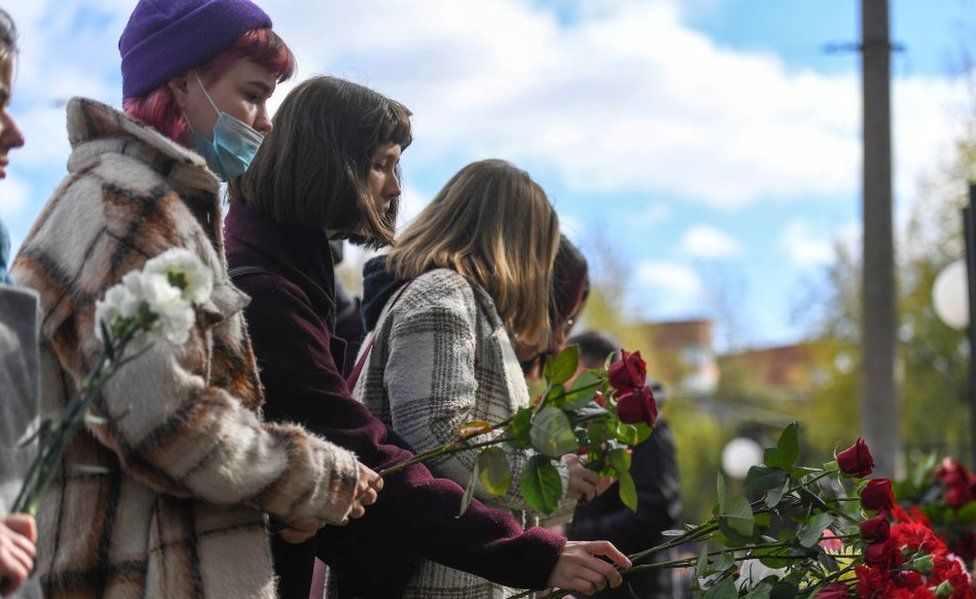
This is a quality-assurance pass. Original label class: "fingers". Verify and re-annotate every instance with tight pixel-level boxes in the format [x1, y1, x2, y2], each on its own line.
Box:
[347, 503, 366, 520]
[7, 534, 34, 560]
[358, 486, 378, 507]
[578, 553, 623, 588]
[584, 540, 632, 570]
[370, 476, 384, 492]
[279, 528, 315, 544]
[2, 516, 36, 543]
[568, 577, 598, 595]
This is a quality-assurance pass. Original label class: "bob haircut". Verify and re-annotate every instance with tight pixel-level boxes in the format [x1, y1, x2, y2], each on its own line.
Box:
[388, 159, 560, 348]
[123, 27, 295, 143]
[231, 76, 412, 248]
[552, 234, 589, 326]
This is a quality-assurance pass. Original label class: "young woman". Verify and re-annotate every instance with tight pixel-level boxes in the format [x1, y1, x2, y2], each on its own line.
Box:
[354, 160, 609, 597]
[0, 9, 39, 599]
[10, 2, 379, 597]
[224, 77, 630, 599]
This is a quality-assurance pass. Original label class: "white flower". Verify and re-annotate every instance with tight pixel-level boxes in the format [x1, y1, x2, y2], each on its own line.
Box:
[94, 285, 131, 342]
[735, 559, 786, 591]
[125, 272, 196, 345]
[143, 249, 213, 305]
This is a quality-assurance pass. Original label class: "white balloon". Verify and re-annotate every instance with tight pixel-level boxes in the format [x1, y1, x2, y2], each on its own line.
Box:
[933, 260, 969, 330]
[721, 437, 764, 480]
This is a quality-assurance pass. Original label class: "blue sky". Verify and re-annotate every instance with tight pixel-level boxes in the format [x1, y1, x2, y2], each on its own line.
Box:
[3, 0, 974, 351]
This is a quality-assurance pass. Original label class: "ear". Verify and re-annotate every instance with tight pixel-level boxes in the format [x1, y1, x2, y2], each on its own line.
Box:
[167, 72, 192, 110]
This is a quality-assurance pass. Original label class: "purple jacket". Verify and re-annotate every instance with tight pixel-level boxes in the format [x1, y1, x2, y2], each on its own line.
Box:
[224, 201, 564, 597]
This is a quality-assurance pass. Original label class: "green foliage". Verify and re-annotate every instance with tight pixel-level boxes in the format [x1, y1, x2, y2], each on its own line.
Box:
[529, 407, 578, 458]
[477, 447, 511, 496]
[520, 455, 563, 514]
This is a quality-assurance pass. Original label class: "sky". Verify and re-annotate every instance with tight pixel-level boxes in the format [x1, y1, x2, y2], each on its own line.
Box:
[2, 0, 975, 352]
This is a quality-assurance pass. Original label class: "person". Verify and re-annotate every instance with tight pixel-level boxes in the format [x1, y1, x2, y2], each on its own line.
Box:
[356, 160, 612, 597]
[0, 9, 39, 598]
[10, 2, 380, 597]
[569, 330, 682, 599]
[224, 78, 630, 599]
[519, 234, 590, 377]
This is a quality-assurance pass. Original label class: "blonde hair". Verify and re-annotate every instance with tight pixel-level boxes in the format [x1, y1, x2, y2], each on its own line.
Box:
[389, 159, 560, 348]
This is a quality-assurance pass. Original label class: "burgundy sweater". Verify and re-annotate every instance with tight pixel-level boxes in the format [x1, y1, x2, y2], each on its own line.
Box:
[224, 201, 564, 597]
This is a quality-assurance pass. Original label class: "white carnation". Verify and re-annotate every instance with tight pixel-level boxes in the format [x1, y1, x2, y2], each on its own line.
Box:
[94, 285, 130, 342]
[143, 248, 213, 305]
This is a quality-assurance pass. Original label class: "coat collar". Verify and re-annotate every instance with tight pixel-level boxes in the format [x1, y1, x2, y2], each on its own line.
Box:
[65, 97, 220, 194]
[225, 200, 338, 312]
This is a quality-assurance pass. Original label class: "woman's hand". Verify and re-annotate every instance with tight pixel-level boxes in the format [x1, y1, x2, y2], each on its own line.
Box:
[0, 514, 37, 597]
[349, 461, 383, 519]
[546, 540, 631, 595]
[563, 455, 606, 501]
[280, 462, 384, 543]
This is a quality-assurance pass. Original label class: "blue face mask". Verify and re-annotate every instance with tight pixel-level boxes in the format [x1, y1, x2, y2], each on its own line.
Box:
[187, 73, 264, 181]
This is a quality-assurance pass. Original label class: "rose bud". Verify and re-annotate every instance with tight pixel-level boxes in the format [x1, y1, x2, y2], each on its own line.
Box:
[859, 513, 890, 542]
[616, 385, 658, 428]
[608, 349, 647, 392]
[860, 478, 895, 512]
[837, 437, 874, 478]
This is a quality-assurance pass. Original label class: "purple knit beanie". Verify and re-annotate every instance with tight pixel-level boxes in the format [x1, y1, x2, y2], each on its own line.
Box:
[119, 0, 272, 100]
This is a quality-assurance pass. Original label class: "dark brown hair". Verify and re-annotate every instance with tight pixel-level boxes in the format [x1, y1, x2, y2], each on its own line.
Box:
[231, 76, 412, 247]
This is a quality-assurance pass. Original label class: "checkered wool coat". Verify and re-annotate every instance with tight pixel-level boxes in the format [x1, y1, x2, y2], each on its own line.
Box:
[11, 98, 361, 599]
[353, 269, 573, 599]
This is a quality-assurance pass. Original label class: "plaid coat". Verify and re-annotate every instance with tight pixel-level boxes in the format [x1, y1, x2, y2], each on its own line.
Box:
[354, 269, 572, 599]
[10, 98, 361, 599]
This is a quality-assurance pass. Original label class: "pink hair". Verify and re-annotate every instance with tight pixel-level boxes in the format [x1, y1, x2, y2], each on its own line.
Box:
[123, 27, 295, 143]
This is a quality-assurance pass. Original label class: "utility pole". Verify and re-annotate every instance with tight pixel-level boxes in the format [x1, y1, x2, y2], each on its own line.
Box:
[860, 0, 900, 477]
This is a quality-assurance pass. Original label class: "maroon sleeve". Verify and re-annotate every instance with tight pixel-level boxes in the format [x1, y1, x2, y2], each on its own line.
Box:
[238, 275, 565, 590]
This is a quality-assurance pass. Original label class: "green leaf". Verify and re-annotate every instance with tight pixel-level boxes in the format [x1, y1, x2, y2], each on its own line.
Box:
[608, 447, 632, 474]
[618, 470, 638, 512]
[702, 578, 737, 599]
[958, 501, 976, 523]
[457, 461, 479, 517]
[776, 423, 799, 468]
[752, 545, 792, 569]
[505, 408, 533, 449]
[765, 479, 790, 509]
[694, 543, 709, 580]
[769, 583, 799, 599]
[798, 513, 834, 548]
[529, 407, 578, 457]
[717, 473, 727, 512]
[711, 552, 734, 572]
[723, 496, 754, 537]
[477, 447, 511, 496]
[544, 345, 579, 386]
[613, 421, 646, 445]
[520, 456, 563, 514]
[542, 385, 565, 408]
[744, 582, 773, 599]
[745, 466, 789, 491]
[561, 371, 601, 410]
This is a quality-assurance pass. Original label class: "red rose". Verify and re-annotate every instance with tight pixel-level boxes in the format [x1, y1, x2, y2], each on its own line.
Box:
[837, 437, 874, 478]
[860, 478, 895, 512]
[856, 565, 895, 598]
[864, 538, 903, 569]
[893, 570, 923, 589]
[859, 513, 890, 542]
[615, 385, 658, 427]
[608, 349, 646, 392]
[936, 458, 976, 509]
[815, 582, 848, 598]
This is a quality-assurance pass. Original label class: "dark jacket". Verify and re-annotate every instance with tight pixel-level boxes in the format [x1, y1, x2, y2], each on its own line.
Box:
[571, 418, 681, 598]
[224, 201, 564, 599]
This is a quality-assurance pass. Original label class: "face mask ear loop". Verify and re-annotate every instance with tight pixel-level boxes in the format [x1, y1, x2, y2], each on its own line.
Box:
[194, 71, 222, 116]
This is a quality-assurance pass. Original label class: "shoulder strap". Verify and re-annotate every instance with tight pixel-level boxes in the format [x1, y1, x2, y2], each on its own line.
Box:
[345, 280, 413, 390]
[228, 265, 279, 280]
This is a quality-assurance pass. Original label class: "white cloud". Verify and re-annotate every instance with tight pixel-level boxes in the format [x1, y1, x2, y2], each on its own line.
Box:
[636, 260, 704, 298]
[779, 220, 834, 267]
[681, 224, 742, 259]
[396, 184, 432, 231]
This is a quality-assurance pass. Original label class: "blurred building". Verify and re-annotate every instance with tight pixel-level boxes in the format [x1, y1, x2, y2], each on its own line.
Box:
[636, 319, 720, 395]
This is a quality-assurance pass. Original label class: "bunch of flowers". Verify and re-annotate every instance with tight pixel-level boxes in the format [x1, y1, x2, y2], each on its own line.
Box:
[514, 426, 976, 598]
[896, 455, 976, 566]
[11, 249, 212, 515]
[379, 347, 658, 515]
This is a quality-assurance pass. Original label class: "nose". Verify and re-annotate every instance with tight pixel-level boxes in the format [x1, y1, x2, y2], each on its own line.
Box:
[1, 112, 24, 151]
[253, 105, 272, 135]
[385, 171, 402, 199]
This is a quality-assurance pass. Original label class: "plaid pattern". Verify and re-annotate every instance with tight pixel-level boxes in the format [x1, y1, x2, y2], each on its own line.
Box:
[11, 98, 360, 599]
[353, 269, 572, 598]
